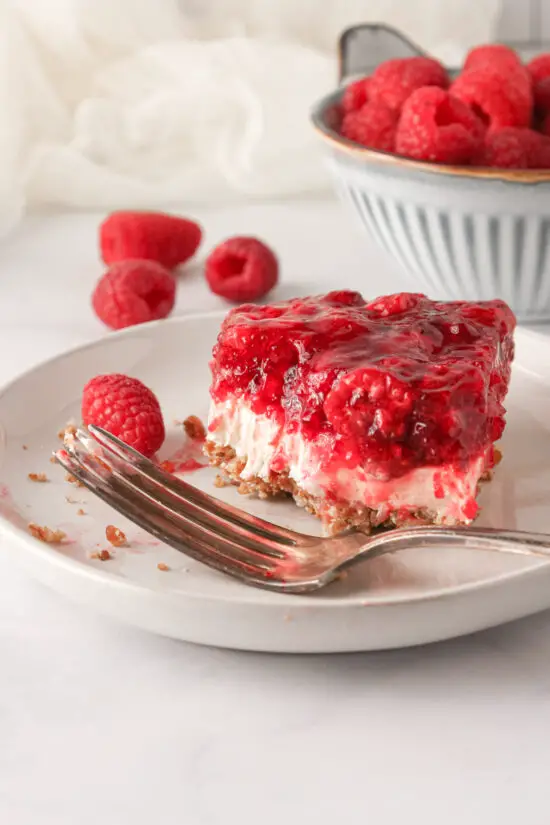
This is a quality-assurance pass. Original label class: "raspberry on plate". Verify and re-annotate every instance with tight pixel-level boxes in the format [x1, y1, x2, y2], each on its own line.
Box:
[342, 76, 371, 113]
[395, 87, 485, 165]
[205, 237, 278, 302]
[368, 56, 449, 112]
[340, 101, 398, 151]
[205, 291, 515, 535]
[451, 69, 532, 129]
[92, 260, 176, 330]
[480, 127, 549, 169]
[82, 374, 165, 458]
[100, 211, 202, 270]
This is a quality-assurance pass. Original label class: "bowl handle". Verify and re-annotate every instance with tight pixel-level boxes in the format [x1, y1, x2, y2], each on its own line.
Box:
[338, 23, 427, 83]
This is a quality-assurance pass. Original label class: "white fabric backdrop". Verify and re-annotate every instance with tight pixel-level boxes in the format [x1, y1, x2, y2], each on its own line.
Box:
[2, 0, 500, 232]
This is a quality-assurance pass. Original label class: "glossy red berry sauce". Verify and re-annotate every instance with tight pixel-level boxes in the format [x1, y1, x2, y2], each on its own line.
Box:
[209, 291, 515, 480]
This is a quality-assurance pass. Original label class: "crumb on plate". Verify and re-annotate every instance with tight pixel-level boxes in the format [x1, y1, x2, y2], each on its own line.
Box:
[90, 549, 112, 561]
[77, 508, 86, 516]
[28, 523, 66, 543]
[58, 423, 77, 441]
[157, 562, 170, 571]
[65, 473, 84, 487]
[28, 473, 48, 483]
[106, 525, 127, 547]
[183, 415, 206, 441]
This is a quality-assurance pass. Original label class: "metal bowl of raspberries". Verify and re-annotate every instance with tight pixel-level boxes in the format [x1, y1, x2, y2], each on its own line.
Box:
[311, 24, 550, 322]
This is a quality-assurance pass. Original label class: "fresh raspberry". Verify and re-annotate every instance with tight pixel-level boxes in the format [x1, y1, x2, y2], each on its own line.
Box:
[527, 54, 550, 84]
[451, 69, 532, 129]
[540, 112, 550, 138]
[92, 260, 176, 330]
[531, 132, 550, 167]
[369, 57, 449, 112]
[205, 237, 278, 302]
[395, 87, 485, 165]
[82, 374, 165, 458]
[341, 100, 398, 151]
[528, 54, 550, 117]
[534, 76, 550, 113]
[464, 44, 522, 73]
[479, 127, 548, 169]
[100, 211, 202, 269]
[342, 76, 371, 113]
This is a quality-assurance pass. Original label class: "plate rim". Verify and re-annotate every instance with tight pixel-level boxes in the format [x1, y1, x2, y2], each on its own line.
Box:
[0, 313, 549, 611]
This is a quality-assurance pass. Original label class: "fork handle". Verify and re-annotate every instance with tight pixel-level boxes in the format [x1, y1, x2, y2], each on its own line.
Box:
[351, 525, 550, 566]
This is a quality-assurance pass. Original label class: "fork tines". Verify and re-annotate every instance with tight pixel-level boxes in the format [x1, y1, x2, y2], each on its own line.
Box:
[55, 426, 314, 587]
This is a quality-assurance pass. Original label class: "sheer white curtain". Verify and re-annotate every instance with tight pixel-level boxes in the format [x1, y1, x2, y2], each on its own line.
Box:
[1, 0, 500, 231]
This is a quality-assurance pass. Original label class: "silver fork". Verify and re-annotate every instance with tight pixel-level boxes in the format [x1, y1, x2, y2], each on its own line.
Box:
[55, 425, 550, 594]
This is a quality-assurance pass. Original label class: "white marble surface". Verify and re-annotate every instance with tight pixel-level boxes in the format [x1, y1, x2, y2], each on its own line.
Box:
[2, 200, 550, 825]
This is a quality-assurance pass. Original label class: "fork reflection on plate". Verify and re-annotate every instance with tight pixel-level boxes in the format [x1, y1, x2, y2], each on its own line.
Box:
[55, 426, 550, 594]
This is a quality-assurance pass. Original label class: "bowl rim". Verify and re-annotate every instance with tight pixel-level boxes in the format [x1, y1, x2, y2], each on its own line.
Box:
[311, 88, 550, 184]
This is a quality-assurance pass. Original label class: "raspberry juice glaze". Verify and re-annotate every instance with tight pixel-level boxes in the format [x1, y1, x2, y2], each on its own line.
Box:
[205, 291, 516, 533]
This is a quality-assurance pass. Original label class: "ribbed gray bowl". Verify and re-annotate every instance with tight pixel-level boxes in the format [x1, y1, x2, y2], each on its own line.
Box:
[312, 89, 550, 322]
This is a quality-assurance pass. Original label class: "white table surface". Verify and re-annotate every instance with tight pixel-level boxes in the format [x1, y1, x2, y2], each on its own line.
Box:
[2, 200, 550, 825]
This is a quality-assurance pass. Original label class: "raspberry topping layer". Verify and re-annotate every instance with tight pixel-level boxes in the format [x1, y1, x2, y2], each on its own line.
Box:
[209, 291, 515, 481]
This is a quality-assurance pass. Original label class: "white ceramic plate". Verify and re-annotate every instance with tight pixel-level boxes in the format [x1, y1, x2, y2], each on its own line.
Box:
[1, 313, 550, 653]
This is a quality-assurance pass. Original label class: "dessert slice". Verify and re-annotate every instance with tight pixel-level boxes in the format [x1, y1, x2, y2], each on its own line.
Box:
[204, 291, 515, 535]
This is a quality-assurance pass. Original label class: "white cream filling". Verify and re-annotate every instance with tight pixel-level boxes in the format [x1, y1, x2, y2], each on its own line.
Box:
[207, 400, 487, 523]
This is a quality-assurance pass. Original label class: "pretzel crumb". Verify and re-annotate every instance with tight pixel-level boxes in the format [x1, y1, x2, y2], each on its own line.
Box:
[28, 523, 66, 543]
[22, 444, 28, 450]
[65, 473, 84, 487]
[50, 456, 57, 464]
[494, 447, 503, 466]
[106, 525, 127, 547]
[28, 473, 48, 483]
[91, 549, 112, 561]
[58, 424, 77, 441]
[213, 474, 227, 488]
[157, 562, 170, 571]
[77, 508, 86, 516]
[183, 415, 206, 441]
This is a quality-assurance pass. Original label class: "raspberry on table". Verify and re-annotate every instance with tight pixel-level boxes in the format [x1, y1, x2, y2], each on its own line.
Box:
[82, 374, 165, 458]
[451, 69, 532, 130]
[395, 87, 485, 165]
[480, 127, 549, 169]
[92, 260, 176, 330]
[340, 101, 398, 151]
[205, 237, 278, 302]
[100, 211, 202, 269]
[368, 56, 449, 112]
[342, 76, 371, 113]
